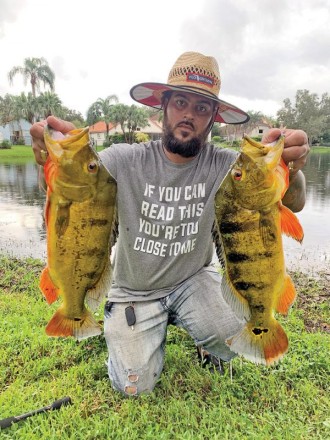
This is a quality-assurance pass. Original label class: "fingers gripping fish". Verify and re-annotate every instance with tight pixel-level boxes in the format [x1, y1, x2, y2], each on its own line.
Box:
[40, 126, 117, 340]
[214, 135, 303, 365]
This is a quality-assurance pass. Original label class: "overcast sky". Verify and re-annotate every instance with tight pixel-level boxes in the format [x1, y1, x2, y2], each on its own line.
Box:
[1, 0, 329, 119]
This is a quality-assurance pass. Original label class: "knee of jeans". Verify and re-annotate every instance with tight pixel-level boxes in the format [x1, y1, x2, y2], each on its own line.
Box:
[111, 366, 160, 396]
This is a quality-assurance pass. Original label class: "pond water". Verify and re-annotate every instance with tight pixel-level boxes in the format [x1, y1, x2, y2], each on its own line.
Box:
[0, 151, 329, 274]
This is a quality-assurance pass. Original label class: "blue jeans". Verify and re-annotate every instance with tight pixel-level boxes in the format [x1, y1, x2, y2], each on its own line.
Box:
[103, 267, 243, 396]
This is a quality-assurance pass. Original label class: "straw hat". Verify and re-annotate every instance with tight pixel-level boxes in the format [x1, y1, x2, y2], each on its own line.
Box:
[130, 51, 249, 125]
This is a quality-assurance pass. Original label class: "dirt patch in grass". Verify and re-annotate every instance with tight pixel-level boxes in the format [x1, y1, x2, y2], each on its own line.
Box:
[291, 270, 330, 333]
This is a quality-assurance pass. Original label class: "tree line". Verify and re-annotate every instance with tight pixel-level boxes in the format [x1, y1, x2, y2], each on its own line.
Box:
[1, 57, 329, 145]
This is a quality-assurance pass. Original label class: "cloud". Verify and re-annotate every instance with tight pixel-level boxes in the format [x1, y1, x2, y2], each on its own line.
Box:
[0, 0, 329, 118]
[0, 0, 28, 37]
[180, 0, 330, 113]
[51, 56, 70, 81]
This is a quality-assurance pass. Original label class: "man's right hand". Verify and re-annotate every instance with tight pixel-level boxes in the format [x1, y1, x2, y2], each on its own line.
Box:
[30, 116, 76, 165]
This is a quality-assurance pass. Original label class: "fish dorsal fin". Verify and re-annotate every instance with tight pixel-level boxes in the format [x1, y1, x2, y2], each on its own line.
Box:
[280, 203, 304, 243]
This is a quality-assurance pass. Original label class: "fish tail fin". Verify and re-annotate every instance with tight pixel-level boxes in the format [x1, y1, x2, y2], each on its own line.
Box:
[40, 268, 59, 304]
[46, 306, 102, 340]
[276, 274, 297, 315]
[280, 203, 304, 242]
[226, 318, 289, 366]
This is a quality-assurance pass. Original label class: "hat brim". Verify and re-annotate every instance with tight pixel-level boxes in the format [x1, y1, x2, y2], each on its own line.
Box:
[130, 82, 249, 125]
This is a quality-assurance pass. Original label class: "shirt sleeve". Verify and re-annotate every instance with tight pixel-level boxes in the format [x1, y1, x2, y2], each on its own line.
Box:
[99, 143, 135, 180]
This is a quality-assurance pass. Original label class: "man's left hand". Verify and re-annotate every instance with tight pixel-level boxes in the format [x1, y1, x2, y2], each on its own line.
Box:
[262, 128, 310, 175]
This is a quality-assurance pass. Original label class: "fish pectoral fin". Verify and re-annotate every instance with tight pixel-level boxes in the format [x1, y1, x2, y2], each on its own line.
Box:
[259, 210, 277, 248]
[40, 267, 59, 304]
[55, 201, 71, 237]
[86, 259, 113, 311]
[221, 275, 251, 321]
[45, 306, 102, 340]
[226, 318, 289, 366]
[276, 274, 297, 315]
[280, 203, 304, 243]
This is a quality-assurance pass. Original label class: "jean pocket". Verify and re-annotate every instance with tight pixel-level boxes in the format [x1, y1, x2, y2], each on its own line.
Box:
[104, 300, 114, 319]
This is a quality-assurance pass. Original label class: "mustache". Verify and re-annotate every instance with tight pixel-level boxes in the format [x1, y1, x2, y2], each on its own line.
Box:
[176, 120, 195, 130]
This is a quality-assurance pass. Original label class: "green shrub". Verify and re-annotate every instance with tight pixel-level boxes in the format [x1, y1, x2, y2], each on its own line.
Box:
[0, 140, 12, 149]
[212, 136, 222, 143]
[15, 137, 26, 145]
[135, 132, 150, 143]
[102, 137, 111, 149]
[230, 139, 241, 148]
[251, 135, 262, 142]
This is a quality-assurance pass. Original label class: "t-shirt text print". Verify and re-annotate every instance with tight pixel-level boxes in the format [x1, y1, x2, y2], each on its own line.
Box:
[134, 182, 206, 257]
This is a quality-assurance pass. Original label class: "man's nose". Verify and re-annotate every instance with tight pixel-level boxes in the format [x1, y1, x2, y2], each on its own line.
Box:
[183, 105, 194, 120]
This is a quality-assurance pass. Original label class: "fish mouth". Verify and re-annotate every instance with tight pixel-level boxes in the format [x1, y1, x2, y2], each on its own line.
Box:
[57, 179, 91, 190]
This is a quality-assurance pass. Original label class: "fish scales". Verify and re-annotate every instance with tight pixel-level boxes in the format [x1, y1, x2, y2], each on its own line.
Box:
[40, 126, 117, 340]
[214, 135, 304, 365]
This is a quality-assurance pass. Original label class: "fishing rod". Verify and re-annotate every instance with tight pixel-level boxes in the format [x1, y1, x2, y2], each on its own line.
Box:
[0, 397, 72, 430]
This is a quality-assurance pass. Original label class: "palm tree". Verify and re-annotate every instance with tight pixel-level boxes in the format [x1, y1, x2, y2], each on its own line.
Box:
[110, 103, 130, 142]
[37, 91, 63, 119]
[86, 94, 118, 137]
[13, 93, 38, 124]
[246, 110, 263, 133]
[0, 94, 16, 126]
[126, 105, 149, 143]
[8, 57, 55, 97]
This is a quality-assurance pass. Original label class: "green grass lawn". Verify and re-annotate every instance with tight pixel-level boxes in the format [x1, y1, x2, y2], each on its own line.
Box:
[0, 145, 34, 161]
[0, 145, 106, 165]
[0, 256, 329, 439]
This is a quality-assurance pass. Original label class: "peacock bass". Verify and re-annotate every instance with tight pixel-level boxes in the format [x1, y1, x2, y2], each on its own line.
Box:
[40, 126, 117, 340]
[214, 135, 303, 365]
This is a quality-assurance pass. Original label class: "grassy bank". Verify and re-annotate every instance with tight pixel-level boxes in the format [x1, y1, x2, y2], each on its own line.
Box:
[0, 255, 329, 439]
[0, 144, 105, 163]
[1, 144, 329, 161]
[0, 145, 34, 161]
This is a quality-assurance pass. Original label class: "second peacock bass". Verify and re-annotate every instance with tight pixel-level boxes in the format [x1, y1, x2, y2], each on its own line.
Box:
[214, 135, 303, 365]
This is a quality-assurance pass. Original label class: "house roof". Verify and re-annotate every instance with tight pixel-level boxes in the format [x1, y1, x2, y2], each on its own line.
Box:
[88, 117, 163, 135]
[89, 121, 116, 133]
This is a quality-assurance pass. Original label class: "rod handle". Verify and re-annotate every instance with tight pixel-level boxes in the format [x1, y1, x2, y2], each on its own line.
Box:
[0, 396, 72, 429]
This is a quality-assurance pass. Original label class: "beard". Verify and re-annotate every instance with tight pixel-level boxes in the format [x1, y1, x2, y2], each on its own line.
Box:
[162, 120, 208, 158]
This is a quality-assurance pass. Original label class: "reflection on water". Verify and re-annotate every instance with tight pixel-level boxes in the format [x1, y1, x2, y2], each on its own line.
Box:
[283, 151, 330, 274]
[0, 151, 330, 272]
[0, 162, 47, 260]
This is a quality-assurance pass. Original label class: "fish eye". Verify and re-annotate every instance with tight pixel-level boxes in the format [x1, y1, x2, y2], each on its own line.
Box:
[87, 161, 98, 173]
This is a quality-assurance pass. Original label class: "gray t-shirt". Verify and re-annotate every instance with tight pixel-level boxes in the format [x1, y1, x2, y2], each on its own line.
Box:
[99, 140, 236, 301]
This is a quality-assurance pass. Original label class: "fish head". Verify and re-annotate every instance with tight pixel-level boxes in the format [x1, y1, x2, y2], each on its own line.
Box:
[44, 126, 104, 201]
[230, 135, 286, 209]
